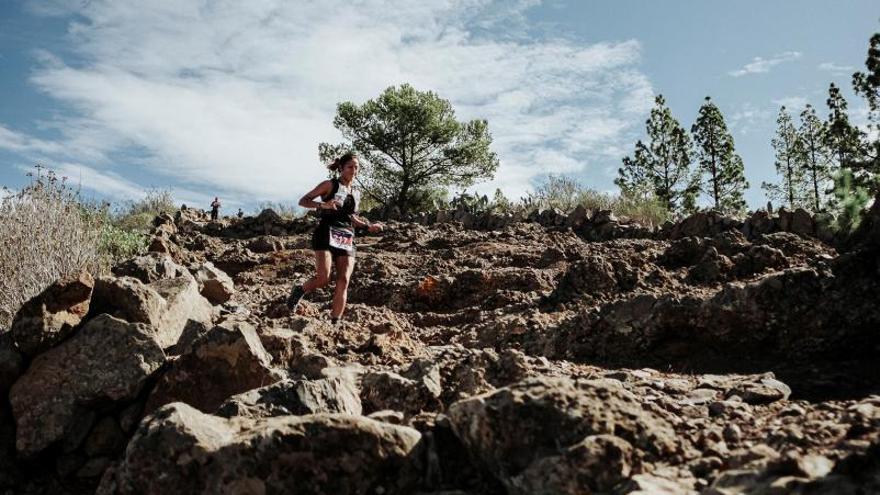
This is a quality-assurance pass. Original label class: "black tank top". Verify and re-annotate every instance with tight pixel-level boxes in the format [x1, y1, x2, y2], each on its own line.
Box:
[319, 178, 357, 227]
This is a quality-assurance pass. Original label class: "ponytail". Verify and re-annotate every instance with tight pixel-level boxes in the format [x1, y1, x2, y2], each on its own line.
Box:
[328, 152, 357, 172]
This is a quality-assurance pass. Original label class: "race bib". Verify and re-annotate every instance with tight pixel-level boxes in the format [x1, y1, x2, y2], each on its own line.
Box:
[329, 226, 354, 251]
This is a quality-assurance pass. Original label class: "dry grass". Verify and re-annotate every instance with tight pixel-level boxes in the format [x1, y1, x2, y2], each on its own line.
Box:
[522, 174, 671, 227]
[0, 170, 174, 328]
[0, 168, 106, 329]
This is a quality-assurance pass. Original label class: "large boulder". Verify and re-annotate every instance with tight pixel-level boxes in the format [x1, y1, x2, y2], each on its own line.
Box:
[9, 314, 166, 457]
[260, 325, 336, 377]
[192, 262, 234, 304]
[111, 253, 188, 284]
[145, 321, 279, 414]
[90, 275, 213, 349]
[247, 235, 284, 253]
[97, 403, 422, 495]
[90, 277, 165, 329]
[149, 275, 214, 346]
[10, 271, 94, 357]
[447, 376, 679, 493]
[361, 359, 442, 417]
[789, 208, 815, 236]
[667, 211, 741, 240]
[216, 376, 362, 419]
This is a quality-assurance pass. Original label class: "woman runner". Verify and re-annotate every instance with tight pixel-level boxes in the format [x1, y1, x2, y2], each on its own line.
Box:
[287, 153, 383, 323]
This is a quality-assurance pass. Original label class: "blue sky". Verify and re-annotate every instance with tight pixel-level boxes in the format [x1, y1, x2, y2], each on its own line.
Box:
[0, 0, 877, 211]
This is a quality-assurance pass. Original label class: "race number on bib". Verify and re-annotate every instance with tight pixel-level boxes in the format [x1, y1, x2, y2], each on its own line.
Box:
[328, 226, 354, 251]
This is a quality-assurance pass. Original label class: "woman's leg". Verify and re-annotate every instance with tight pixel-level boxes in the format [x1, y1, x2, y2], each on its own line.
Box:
[288, 251, 332, 309]
[330, 255, 355, 320]
[303, 251, 332, 292]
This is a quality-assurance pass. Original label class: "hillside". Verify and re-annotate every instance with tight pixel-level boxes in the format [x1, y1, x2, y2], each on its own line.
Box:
[1, 201, 879, 494]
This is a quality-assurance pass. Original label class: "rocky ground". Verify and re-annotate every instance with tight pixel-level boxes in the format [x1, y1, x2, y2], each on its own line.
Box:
[1, 201, 879, 494]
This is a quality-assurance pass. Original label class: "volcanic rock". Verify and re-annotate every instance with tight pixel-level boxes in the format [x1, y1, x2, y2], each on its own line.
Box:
[10, 271, 94, 357]
[98, 402, 422, 495]
[145, 320, 279, 414]
[9, 314, 165, 457]
[192, 261, 234, 304]
[447, 376, 678, 492]
[216, 376, 362, 418]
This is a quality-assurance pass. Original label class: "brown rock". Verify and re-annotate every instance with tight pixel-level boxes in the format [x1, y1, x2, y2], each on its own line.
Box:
[9, 314, 166, 457]
[216, 376, 362, 418]
[511, 434, 634, 494]
[98, 403, 422, 495]
[145, 320, 279, 414]
[11, 271, 94, 357]
[90, 276, 165, 329]
[90, 275, 213, 349]
[111, 253, 188, 284]
[260, 324, 336, 377]
[447, 376, 678, 491]
[149, 275, 214, 347]
[789, 208, 815, 236]
[192, 261, 234, 304]
[248, 235, 284, 253]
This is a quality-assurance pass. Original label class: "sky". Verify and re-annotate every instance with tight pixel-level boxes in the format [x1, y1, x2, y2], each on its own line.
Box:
[0, 0, 877, 211]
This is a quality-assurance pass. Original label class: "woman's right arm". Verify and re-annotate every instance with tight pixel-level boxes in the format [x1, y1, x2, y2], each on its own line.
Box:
[298, 180, 333, 210]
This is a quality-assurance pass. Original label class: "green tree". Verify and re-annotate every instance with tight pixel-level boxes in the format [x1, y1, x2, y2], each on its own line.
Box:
[762, 106, 808, 209]
[490, 188, 512, 213]
[691, 96, 749, 214]
[824, 83, 864, 170]
[831, 168, 871, 234]
[320, 84, 499, 215]
[851, 31, 880, 192]
[798, 104, 834, 211]
[616, 95, 697, 214]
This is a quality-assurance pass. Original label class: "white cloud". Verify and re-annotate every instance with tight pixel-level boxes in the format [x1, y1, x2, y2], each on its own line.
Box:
[818, 62, 854, 74]
[729, 51, 802, 77]
[771, 96, 808, 111]
[0, 124, 64, 155]
[14, 0, 654, 204]
[729, 103, 775, 136]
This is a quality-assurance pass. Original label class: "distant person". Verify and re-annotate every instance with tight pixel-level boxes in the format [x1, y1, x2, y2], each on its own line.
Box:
[287, 152, 383, 324]
[210, 197, 221, 221]
[237, 208, 244, 219]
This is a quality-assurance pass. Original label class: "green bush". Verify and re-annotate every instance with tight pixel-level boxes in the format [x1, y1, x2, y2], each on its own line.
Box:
[830, 168, 871, 235]
[99, 223, 148, 261]
[522, 174, 670, 227]
[113, 188, 176, 232]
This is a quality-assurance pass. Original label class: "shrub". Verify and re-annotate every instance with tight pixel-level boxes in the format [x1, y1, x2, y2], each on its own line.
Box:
[526, 175, 582, 212]
[113, 188, 176, 232]
[522, 174, 670, 227]
[0, 168, 105, 329]
[830, 168, 871, 235]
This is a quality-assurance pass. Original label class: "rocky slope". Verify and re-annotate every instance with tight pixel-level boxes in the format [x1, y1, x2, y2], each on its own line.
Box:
[1, 201, 879, 494]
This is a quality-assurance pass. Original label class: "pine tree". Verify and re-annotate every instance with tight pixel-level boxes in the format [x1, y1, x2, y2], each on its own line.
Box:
[798, 104, 833, 211]
[617, 140, 653, 200]
[824, 83, 864, 170]
[851, 32, 880, 192]
[762, 106, 808, 209]
[691, 96, 749, 214]
[616, 95, 697, 214]
[321, 84, 498, 215]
